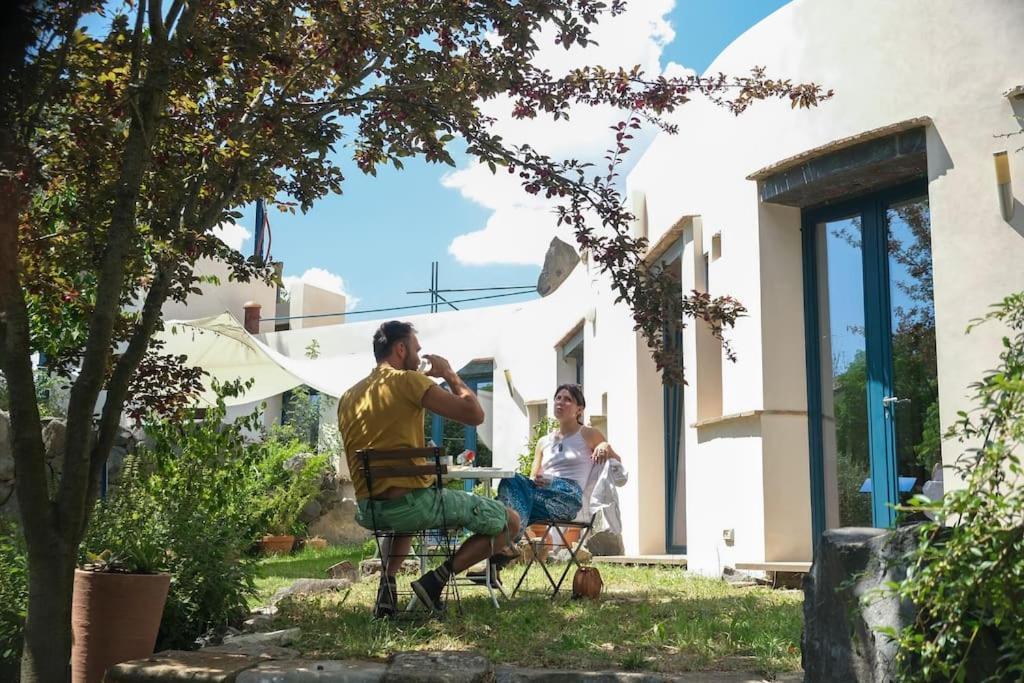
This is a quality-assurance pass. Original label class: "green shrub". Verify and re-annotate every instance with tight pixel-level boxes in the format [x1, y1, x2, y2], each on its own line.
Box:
[0, 520, 26, 680]
[518, 417, 558, 475]
[256, 427, 327, 536]
[80, 385, 325, 650]
[886, 292, 1024, 681]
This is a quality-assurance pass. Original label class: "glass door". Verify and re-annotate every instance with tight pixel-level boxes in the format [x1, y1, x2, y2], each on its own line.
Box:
[803, 180, 938, 537]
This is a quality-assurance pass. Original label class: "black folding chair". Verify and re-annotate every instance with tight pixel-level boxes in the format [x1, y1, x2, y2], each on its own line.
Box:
[509, 513, 596, 599]
[357, 447, 462, 617]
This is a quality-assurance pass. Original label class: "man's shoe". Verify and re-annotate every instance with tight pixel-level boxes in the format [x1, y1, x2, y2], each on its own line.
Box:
[373, 576, 397, 619]
[411, 568, 447, 612]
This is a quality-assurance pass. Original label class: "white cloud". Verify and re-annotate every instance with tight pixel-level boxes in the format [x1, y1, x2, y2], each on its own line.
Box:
[282, 267, 361, 310]
[446, 1, 682, 267]
[209, 221, 251, 252]
[448, 205, 575, 267]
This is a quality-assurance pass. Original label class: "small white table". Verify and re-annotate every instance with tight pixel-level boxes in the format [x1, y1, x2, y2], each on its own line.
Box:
[438, 466, 516, 607]
[444, 465, 516, 482]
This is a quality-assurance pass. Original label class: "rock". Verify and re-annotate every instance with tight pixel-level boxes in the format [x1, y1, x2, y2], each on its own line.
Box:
[360, 557, 420, 577]
[298, 499, 322, 524]
[283, 452, 316, 473]
[307, 498, 371, 545]
[536, 237, 580, 297]
[519, 539, 548, 565]
[242, 614, 276, 633]
[801, 526, 919, 682]
[250, 605, 278, 617]
[385, 651, 491, 683]
[105, 650, 265, 682]
[223, 628, 300, 648]
[270, 579, 351, 606]
[326, 560, 359, 583]
[42, 418, 66, 461]
[585, 531, 624, 556]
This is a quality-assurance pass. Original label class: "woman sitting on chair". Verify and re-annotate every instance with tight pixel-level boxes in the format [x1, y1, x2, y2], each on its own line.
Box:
[496, 383, 621, 550]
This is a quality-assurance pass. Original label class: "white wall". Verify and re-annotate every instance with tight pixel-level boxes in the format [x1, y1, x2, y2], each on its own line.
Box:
[162, 258, 278, 333]
[289, 283, 346, 329]
[629, 0, 1024, 570]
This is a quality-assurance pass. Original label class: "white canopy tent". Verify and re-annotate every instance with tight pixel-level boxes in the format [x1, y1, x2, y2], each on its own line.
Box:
[157, 313, 304, 406]
[157, 308, 510, 440]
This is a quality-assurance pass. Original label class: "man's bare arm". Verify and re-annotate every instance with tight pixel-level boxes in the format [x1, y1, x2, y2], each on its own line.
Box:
[420, 354, 484, 426]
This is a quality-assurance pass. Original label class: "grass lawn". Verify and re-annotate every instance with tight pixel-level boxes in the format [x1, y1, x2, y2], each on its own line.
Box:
[256, 543, 803, 677]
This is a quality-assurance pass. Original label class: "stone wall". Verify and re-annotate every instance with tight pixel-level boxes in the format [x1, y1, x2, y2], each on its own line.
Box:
[0, 410, 137, 521]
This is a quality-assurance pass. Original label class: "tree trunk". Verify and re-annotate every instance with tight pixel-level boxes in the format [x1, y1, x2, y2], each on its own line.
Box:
[20, 544, 75, 683]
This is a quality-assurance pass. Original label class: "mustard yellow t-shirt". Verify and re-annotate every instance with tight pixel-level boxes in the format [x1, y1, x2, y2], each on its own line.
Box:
[338, 364, 437, 499]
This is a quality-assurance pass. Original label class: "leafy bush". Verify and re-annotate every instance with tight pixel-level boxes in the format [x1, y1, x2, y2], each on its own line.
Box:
[256, 428, 326, 536]
[886, 292, 1024, 681]
[518, 417, 558, 475]
[81, 385, 327, 650]
[0, 520, 27, 680]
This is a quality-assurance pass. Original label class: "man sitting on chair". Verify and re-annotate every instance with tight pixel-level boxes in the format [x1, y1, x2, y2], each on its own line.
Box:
[338, 320, 520, 616]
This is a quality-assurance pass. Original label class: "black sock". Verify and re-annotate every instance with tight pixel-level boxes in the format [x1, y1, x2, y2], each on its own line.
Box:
[436, 560, 453, 581]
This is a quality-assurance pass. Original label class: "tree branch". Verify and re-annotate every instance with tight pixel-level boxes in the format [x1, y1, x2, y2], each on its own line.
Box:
[59, 0, 200, 542]
[79, 262, 173, 538]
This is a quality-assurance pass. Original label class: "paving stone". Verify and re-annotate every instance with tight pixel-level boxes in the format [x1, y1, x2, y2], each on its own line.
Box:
[204, 644, 300, 659]
[104, 650, 262, 682]
[384, 651, 491, 683]
[238, 660, 386, 683]
[494, 668, 799, 683]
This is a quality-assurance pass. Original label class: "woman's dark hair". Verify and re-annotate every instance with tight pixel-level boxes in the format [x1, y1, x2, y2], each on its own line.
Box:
[373, 321, 415, 361]
[554, 383, 585, 424]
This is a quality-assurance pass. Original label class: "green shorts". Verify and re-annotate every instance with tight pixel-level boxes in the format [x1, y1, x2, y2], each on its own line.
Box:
[357, 488, 509, 537]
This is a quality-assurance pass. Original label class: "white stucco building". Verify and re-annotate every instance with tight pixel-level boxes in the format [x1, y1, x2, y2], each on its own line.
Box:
[169, 0, 1024, 575]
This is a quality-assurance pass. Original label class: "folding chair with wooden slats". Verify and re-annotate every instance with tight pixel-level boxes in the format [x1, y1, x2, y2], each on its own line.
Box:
[509, 512, 596, 599]
[357, 447, 462, 617]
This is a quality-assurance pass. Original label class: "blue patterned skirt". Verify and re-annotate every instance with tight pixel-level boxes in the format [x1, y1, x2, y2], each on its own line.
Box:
[497, 473, 582, 538]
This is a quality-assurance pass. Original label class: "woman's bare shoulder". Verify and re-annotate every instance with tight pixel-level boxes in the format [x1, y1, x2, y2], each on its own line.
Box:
[580, 425, 605, 446]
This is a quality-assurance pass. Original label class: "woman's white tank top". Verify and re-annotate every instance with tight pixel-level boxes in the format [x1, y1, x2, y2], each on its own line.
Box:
[541, 430, 595, 486]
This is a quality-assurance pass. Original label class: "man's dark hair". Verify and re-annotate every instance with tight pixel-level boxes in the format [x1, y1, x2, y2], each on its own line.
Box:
[373, 321, 415, 362]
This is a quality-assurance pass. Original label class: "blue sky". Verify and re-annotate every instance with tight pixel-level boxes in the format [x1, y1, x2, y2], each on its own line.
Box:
[221, 1, 792, 317]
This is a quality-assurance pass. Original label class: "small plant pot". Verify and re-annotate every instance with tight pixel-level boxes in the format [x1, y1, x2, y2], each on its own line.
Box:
[71, 569, 171, 683]
[304, 537, 328, 551]
[260, 534, 296, 555]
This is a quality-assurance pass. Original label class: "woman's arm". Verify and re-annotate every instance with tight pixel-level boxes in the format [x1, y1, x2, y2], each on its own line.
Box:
[582, 426, 620, 463]
[529, 436, 547, 482]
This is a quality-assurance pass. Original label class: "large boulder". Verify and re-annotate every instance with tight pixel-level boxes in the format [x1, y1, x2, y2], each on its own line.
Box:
[536, 237, 579, 297]
[801, 526, 919, 682]
[42, 418, 66, 461]
[584, 530, 624, 556]
[307, 497, 371, 545]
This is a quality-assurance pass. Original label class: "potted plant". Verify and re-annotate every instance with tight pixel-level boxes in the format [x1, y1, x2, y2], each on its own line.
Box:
[255, 438, 326, 555]
[258, 486, 302, 555]
[75, 474, 170, 683]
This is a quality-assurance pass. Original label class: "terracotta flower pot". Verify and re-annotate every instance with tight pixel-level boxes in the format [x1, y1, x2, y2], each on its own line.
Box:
[260, 534, 296, 555]
[71, 569, 171, 683]
[304, 537, 328, 551]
